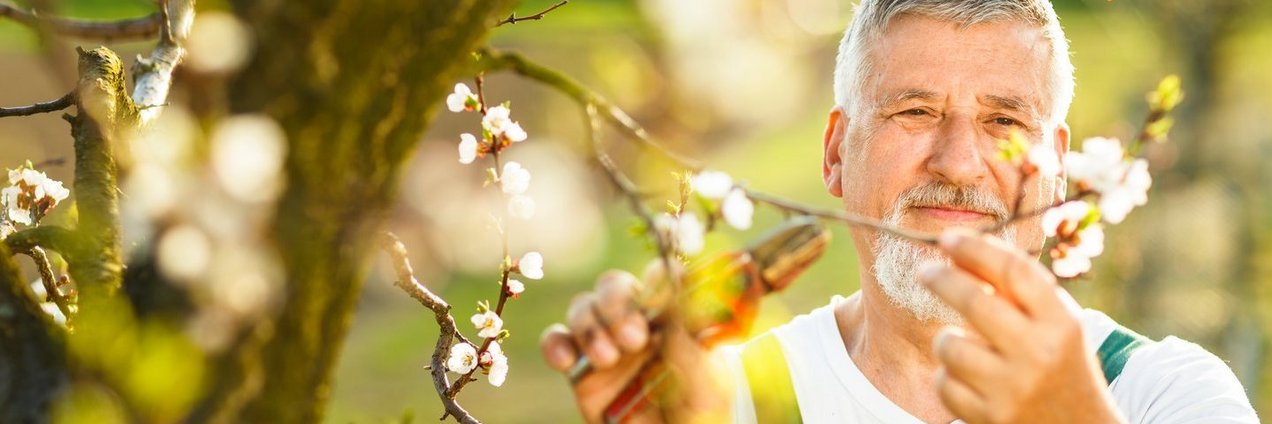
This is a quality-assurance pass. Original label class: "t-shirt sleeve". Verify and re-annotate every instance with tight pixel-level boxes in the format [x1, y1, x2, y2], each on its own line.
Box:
[719, 344, 758, 424]
[1112, 336, 1258, 423]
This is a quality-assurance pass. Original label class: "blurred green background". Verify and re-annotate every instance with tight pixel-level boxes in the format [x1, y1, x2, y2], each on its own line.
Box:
[2, 0, 1271, 422]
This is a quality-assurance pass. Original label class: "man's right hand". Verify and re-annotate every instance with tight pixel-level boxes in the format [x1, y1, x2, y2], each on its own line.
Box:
[538, 263, 731, 423]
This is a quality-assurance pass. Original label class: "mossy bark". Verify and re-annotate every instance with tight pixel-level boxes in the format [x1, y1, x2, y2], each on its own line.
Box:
[206, 1, 519, 422]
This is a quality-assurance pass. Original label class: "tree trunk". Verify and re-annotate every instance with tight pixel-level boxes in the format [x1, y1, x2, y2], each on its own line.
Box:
[216, 1, 518, 422]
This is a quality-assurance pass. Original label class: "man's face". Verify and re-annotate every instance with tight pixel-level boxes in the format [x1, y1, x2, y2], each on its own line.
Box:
[823, 15, 1069, 322]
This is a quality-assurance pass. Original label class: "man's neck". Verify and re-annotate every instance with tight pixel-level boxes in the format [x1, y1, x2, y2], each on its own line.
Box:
[835, 283, 958, 423]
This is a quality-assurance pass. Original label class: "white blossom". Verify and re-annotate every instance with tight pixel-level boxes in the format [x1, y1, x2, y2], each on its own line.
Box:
[691, 171, 733, 199]
[1, 186, 29, 225]
[482, 105, 527, 143]
[1065, 137, 1125, 192]
[721, 189, 754, 230]
[447, 83, 478, 113]
[1051, 225, 1105, 278]
[445, 343, 478, 374]
[676, 213, 705, 255]
[653, 212, 706, 256]
[483, 342, 509, 387]
[2, 167, 70, 226]
[503, 122, 527, 143]
[500, 161, 531, 195]
[1042, 201, 1105, 278]
[458, 133, 479, 164]
[1064, 138, 1152, 224]
[471, 310, 504, 339]
[1097, 159, 1151, 224]
[507, 194, 535, 220]
[0, 222, 13, 240]
[518, 251, 544, 280]
[1041, 201, 1092, 238]
[506, 279, 525, 296]
[1027, 144, 1061, 177]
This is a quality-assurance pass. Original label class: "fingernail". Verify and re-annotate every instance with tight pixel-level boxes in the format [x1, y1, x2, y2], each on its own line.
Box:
[620, 322, 647, 350]
[917, 262, 942, 283]
[938, 230, 964, 249]
[933, 326, 963, 353]
[592, 338, 619, 365]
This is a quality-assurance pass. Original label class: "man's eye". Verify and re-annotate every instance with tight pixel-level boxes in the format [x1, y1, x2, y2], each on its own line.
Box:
[902, 109, 929, 116]
[993, 117, 1019, 126]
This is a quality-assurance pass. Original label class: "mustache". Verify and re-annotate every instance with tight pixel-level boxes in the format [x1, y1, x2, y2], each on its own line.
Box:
[892, 182, 1009, 220]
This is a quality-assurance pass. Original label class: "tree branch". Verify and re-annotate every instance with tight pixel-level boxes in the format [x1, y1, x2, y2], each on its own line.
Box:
[477, 47, 702, 171]
[496, 1, 567, 27]
[67, 47, 133, 297]
[481, 47, 946, 245]
[3, 225, 80, 259]
[0, 3, 162, 40]
[380, 232, 480, 424]
[0, 92, 74, 118]
[743, 190, 939, 244]
[23, 247, 72, 320]
[131, 0, 195, 126]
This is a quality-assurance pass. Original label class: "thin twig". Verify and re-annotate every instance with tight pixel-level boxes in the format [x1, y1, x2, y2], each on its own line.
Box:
[743, 189, 939, 244]
[24, 247, 72, 320]
[0, 92, 74, 118]
[496, 0, 568, 27]
[0, 4, 162, 40]
[480, 47, 953, 245]
[380, 232, 480, 424]
[446, 76, 513, 400]
[478, 47, 702, 171]
[584, 104, 678, 271]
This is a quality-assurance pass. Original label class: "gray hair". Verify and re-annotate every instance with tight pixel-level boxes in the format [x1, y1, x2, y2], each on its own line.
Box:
[833, 0, 1075, 125]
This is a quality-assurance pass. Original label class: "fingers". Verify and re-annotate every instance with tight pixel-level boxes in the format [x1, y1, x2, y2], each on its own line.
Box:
[540, 323, 579, 373]
[937, 228, 1063, 319]
[934, 327, 1006, 396]
[936, 367, 989, 424]
[595, 270, 650, 353]
[568, 292, 622, 368]
[919, 263, 1029, 351]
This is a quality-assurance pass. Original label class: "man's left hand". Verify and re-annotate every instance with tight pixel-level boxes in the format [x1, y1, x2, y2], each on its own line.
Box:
[918, 228, 1125, 424]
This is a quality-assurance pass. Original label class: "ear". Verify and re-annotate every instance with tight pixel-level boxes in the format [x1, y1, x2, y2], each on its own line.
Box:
[1051, 122, 1071, 204]
[823, 106, 849, 198]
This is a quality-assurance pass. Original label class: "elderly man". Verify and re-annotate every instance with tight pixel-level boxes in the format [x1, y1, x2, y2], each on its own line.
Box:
[540, 0, 1258, 422]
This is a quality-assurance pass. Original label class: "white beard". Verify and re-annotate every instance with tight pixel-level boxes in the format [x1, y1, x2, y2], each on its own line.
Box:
[871, 185, 1016, 326]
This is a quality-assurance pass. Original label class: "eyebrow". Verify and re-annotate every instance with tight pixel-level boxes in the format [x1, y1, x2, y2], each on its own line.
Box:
[875, 88, 939, 111]
[982, 94, 1041, 122]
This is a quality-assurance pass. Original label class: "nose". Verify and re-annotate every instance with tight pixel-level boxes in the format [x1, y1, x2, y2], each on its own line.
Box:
[925, 114, 988, 187]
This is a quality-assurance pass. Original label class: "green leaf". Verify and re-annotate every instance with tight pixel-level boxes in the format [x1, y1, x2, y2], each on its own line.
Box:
[1147, 74, 1184, 112]
[1145, 117, 1174, 142]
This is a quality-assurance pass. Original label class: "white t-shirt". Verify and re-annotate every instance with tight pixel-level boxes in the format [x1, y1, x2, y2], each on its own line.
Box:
[721, 295, 1258, 423]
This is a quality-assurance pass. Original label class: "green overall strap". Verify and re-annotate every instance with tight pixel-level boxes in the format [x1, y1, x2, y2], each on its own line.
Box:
[1097, 325, 1153, 385]
[741, 332, 802, 423]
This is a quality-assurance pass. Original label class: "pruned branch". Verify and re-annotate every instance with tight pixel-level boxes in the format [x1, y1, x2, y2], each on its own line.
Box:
[0, 3, 162, 40]
[0, 92, 74, 118]
[131, 0, 195, 125]
[380, 232, 480, 424]
[496, 1, 568, 27]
